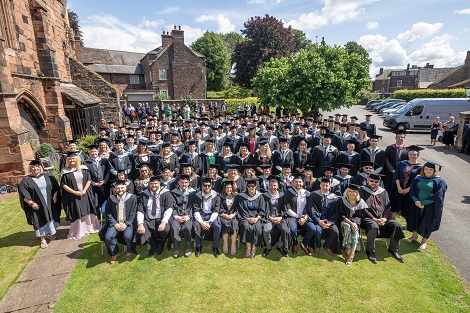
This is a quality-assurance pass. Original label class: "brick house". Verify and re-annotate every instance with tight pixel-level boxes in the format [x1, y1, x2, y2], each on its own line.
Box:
[78, 47, 147, 95]
[372, 64, 454, 96]
[428, 51, 470, 89]
[140, 26, 206, 99]
[0, 0, 121, 184]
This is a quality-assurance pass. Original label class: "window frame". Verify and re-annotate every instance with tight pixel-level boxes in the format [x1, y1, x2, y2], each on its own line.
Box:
[159, 69, 167, 80]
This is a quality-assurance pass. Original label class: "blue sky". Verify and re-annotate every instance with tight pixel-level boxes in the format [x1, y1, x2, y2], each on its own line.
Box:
[68, 0, 470, 77]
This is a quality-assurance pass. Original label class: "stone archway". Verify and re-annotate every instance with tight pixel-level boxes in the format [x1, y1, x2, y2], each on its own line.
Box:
[16, 91, 46, 149]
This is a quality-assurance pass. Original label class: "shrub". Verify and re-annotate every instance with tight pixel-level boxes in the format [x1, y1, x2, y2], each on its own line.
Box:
[77, 135, 97, 154]
[207, 91, 224, 99]
[394, 88, 466, 102]
[224, 97, 260, 113]
[223, 86, 251, 99]
[35, 143, 55, 158]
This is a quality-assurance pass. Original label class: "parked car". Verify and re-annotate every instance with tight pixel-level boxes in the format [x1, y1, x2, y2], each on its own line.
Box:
[379, 101, 406, 114]
[373, 100, 405, 113]
[370, 99, 404, 110]
[382, 103, 406, 117]
[366, 100, 383, 109]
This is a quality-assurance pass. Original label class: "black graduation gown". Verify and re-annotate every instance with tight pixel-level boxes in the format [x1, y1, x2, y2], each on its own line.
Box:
[360, 122, 376, 137]
[59, 150, 87, 171]
[134, 188, 174, 246]
[332, 133, 351, 152]
[384, 144, 409, 191]
[219, 194, 239, 234]
[60, 166, 98, 222]
[197, 151, 220, 176]
[192, 190, 221, 240]
[236, 192, 266, 245]
[156, 153, 180, 175]
[311, 145, 338, 177]
[271, 149, 294, 175]
[337, 152, 361, 177]
[108, 151, 132, 180]
[293, 151, 312, 174]
[18, 173, 61, 228]
[83, 157, 110, 206]
[129, 152, 157, 180]
[229, 153, 254, 167]
[110, 179, 135, 196]
[407, 176, 447, 238]
[360, 147, 385, 173]
[283, 188, 312, 226]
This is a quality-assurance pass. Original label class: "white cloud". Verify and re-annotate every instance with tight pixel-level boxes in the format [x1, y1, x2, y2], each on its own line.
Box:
[359, 23, 466, 77]
[454, 8, 470, 14]
[366, 21, 379, 30]
[139, 18, 164, 29]
[196, 14, 235, 33]
[81, 14, 204, 53]
[247, 0, 282, 5]
[396, 22, 442, 47]
[159, 6, 180, 14]
[287, 0, 376, 31]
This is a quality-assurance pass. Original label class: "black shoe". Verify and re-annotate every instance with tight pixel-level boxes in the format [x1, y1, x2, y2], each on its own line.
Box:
[195, 247, 202, 257]
[173, 250, 179, 259]
[367, 251, 378, 264]
[132, 243, 138, 254]
[156, 243, 164, 255]
[388, 249, 405, 263]
[262, 248, 271, 257]
[212, 248, 220, 258]
[276, 246, 288, 257]
[148, 245, 157, 257]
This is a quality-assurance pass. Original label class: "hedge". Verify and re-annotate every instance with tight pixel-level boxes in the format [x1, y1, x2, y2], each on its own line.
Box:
[224, 97, 260, 113]
[394, 88, 466, 102]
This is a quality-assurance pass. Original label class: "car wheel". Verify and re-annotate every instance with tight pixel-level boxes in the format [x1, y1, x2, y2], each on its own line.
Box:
[396, 123, 407, 131]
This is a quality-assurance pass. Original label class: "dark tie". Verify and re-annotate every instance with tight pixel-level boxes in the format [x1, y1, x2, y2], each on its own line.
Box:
[371, 149, 376, 163]
[324, 148, 328, 158]
[281, 151, 285, 162]
[285, 178, 290, 187]
[151, 192, 157, 216]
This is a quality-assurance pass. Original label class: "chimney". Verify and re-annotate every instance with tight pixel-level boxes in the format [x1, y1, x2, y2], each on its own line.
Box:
[73, 36, 82, 62]
[162, 30, 173, 47]
[465, 51, 470, 65]
[171, 25, 184, 45]
[406, 63, 410, 70]
[425, 63, 429, 68]
[379, 67, 383, 75]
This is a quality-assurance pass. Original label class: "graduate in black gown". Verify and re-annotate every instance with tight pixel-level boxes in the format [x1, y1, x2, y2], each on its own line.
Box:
[384, 130, 409, 191]
[360, 135, 385, 174]
[406, 162, 447, 250]
[18, 160, 61, 249]
[236, 178, 266, 258]
[359, 173, 405, 264]
[135, 176, 173, 256]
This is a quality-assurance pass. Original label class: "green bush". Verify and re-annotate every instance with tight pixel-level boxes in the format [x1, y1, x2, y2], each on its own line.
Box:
[223, 86, 251, 99]
[225, 97, 260, 113]
[77, 135, 97, 154]
[207, 91, 224, 99]
[35, 143, 55, 158]
[394, 88, 466, 102]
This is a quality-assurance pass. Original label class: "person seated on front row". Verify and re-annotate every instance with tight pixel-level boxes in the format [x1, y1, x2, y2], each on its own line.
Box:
[170, 175, 196, 258]
[307, 177, 342, 255]
[284, 174, 315, 256]
[135, 176, 173, 257]
[359, 173, 405, 264]
[193, 177, 222, 258]
[104, 180, 137, 264]
[261, 176, 291, 257]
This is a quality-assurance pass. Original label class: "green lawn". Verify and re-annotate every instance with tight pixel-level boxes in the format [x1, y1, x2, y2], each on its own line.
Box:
[55, 225, 470, 313]
[0, 194, 39, 300]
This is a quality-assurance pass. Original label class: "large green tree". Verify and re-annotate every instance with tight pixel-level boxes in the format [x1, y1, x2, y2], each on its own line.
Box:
[252, 43, 371, 114]
[291, 28, 312, 52]
[232, 15, 295, 87]
[191, 32, 231, 91]
[220, 32, 244, 59]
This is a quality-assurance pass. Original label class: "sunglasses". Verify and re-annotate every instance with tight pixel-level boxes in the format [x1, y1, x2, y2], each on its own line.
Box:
[203, 184, 212, 187]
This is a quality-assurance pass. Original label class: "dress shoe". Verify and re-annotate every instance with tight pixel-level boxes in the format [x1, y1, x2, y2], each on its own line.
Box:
[195, 247, 202, 257]
[148, 245, 157, 257]
[323, 245, 335, 256]
[262, 248, 271, 257]
[367, 251, 378, 264]
[277, 246, 288, 257]
[132, 243, 138, 254]
[185, 249, 193, 257]
[314, 247, 320, 254]
[109, 253, 120, 264]
[125, 252, 134, 261]
[291, 245, 298, 254]
[173, 249, 179, 259]
[388, 249, 405, 263]
[213, 248, 220, 258]
[301, 243, 312, 256]
[156, 243, 164, 255]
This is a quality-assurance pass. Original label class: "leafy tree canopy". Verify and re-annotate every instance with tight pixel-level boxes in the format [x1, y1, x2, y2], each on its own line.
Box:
[252, 43, 371, 115]
[220, 32, 244, 58]
[191, 32, 231, 91]
[232, 15, 295, 88]
[291, 28, 312, 52]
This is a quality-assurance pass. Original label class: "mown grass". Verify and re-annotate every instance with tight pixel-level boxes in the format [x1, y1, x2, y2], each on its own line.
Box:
[0, 194, 39, 300]
[55, 221, 470, 313]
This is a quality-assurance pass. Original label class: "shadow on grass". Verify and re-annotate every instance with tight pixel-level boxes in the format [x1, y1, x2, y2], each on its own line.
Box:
[0, 231, 37, 248]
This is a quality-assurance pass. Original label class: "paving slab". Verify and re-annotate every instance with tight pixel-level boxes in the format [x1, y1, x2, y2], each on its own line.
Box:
[0, 281, 30, 312]
[53, 250, 81, 276]
[19, 273, 69, 310]
[17, 254, 62, 282]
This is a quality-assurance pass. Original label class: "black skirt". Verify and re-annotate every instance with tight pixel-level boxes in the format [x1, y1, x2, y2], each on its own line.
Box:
[443, 131, 454, 145]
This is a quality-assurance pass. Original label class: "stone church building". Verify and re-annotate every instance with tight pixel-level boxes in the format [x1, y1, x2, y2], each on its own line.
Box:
[0, 0, 206, 184]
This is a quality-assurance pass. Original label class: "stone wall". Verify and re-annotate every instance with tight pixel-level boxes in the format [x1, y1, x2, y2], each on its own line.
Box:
[69, 58, 122, 123]
[98, 73, 146, 94]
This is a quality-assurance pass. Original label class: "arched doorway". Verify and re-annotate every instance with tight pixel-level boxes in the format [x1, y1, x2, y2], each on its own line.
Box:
[16, 91, 46, 149]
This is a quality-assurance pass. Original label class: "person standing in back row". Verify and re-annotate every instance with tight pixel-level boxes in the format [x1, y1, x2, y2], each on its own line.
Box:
[430, 117, 441, 146]
[442, 116, 456, 149]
